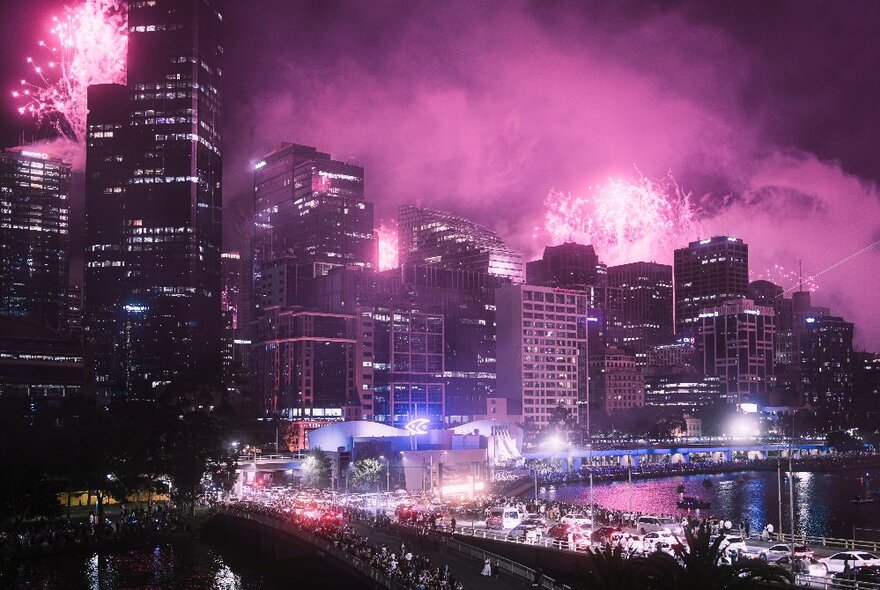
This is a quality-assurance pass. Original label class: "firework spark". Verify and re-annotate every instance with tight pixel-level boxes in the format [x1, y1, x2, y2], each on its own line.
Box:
[13, 0, 127, 144]
[377, 222, 399, 271]
[754, 264, 819, 292]
[541, 172, 698, 265]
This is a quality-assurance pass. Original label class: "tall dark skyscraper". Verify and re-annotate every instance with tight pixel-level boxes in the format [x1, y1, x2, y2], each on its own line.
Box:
[673, 236, 749, 340]
[0, 149, 71, 331]
[608, 262, 673, 365]
[398, 204, 523, 282]
[526, 242, 607, 288]
[799, 313, 854, 419]
[84, 0, 224, 400]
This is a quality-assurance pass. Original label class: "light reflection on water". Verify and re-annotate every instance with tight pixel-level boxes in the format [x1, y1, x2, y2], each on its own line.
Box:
[0, 542, 261, 590]
[545, 468, 880, 538]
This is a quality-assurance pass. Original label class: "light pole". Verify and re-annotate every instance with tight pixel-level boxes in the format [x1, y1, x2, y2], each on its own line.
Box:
[628, 455, 633, 523]
[777, 451, 783, 542]
[787, 416, 796, 571]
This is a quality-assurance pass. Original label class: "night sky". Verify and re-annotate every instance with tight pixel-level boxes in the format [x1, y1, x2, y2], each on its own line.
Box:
[1, 0, 879, 349]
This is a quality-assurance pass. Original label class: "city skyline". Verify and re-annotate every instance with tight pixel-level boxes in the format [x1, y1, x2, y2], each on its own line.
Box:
[0, 1, 878, 349]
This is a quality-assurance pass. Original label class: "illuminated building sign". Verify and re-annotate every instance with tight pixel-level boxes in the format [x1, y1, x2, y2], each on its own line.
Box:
[404, 418, 429, 435]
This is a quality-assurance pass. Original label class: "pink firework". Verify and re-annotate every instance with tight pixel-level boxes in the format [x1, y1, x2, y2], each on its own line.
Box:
[543, 173, 698, 265]
[754, 264, 819, 292]
[13, 0, 127, 143]
[377, 222, 399, 271]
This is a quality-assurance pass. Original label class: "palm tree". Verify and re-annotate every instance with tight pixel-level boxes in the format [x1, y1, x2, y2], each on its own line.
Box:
[642, 523, 795, 590]
[576, 543, 651, 590]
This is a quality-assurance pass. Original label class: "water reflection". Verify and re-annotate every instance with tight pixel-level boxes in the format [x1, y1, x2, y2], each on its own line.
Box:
[547, 467, 879, 538]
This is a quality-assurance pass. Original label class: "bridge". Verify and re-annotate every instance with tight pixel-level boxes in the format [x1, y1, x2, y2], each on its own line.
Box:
[523, 442, 829, 469]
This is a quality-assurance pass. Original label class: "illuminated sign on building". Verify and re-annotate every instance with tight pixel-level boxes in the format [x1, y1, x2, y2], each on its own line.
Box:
[404, 418, 430, 435]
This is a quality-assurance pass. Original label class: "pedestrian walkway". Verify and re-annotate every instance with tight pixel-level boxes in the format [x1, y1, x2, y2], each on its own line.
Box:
[352, 522, 533, 590]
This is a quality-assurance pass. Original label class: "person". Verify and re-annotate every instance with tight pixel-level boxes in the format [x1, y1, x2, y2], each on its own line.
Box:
[532, 567, 544, 587]
[482, 558, 492, 576]
[744, 520, 750, 539]
[451, 516, 457, 533]
[493, 560, 500, 578]
[843, 557, 851, 575]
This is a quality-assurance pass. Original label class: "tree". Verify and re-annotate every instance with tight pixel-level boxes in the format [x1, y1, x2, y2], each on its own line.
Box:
[578, 543, 650, 590]
[642, 523, 794, 590]
[350, 457, 385, 491]
[302, 448, 332, 489]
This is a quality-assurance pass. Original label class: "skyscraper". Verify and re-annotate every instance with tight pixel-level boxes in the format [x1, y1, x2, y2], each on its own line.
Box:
[673, 236, 749, 339]
[496, 284, 587, 428]
[526, 242, 607, 288]
[0, 149, 71, 331]
[799, 313, 853, 419]
[588, 346, 645, 412]
[84, 0, 224, 400]
[398, 205, 523, 282]
[608, 262, 673, 365]
[699, 298, 775, 404]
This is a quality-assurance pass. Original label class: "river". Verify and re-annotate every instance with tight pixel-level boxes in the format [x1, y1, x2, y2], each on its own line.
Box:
[0, 538, 362, 590]
[538, 467, 880, 539]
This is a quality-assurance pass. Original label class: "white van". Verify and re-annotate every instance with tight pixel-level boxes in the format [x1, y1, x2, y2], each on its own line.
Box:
[636, 516, 681, 534]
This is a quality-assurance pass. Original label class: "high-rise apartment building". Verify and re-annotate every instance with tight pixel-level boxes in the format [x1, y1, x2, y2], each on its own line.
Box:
[0, 149, 71, 331]
[398, 205, 523, 282]
[526, 242, 607, 288]
[84, 0, 224, 400]
[674, 236, 748, 339]
[608, 262, 673, 365]
[799, 313, 853, 417]
[496, 284, 587, 428]
[700, 298, 775, 404]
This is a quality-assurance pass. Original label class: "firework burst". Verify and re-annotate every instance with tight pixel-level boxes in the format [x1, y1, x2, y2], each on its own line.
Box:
[377, 222, 399, 271]
[13, 0, 127, 144]
[541, 172, 698, 265]
[754, 264, 819, 292]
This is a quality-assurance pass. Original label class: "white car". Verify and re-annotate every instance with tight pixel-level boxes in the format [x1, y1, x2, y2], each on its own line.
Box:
[819, 551, 880, 573]
[711, 535, 747, 556]
[760, 544, 813, 562]
[636, 516, 682, 534]
[561, 512, 593, 527]
[507, 524, 541, 543]
[643, 531, 677, 552]
[773, 555, 828, 576]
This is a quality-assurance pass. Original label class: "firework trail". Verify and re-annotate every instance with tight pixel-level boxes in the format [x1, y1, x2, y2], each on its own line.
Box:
[377, 222, 399, 271]
[541, 172, 698, 265]
[12, 0, 127, 145]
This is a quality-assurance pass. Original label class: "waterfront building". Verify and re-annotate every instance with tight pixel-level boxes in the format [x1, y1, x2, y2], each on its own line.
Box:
[496, 284, 587, 428]
[608, 262, 673, 366]
[355, 303, 445, 427]
[398, 204, 523, 282]
[0, 149, 71, 331]
[84, 0, 224, 400]
[699, 298, 775, 404]
[254, 307, 357, 419]
[0, 316, 83, 418]
[799, 313, 854, 416]
[674, 236, 749, 339]
[588, 346, 645, 412]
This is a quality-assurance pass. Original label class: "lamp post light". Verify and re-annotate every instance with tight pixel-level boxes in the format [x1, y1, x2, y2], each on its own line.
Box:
[380, 456, 390, 493]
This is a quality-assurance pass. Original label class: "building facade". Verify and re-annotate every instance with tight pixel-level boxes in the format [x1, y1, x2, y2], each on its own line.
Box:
[799, 314, 853, 417]
[526, 242, 607, 288]
[0, 149, 71, 331]
[398, 205, 523, 282]
[588, 346, 645, 412]
[674, 236, 749, 339]
[84, 0, 224, 399]
[700, 299, 775, 404]
[496, 284, 587, 428]
[608, 262, 673, 365]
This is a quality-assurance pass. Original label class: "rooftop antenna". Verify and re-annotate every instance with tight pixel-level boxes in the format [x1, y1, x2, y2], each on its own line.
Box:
[798, 259, 803, 292]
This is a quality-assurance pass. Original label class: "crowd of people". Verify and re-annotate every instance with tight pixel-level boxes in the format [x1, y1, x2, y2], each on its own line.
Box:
[0, 505, 186, 555]
[225, 500, 463, 590]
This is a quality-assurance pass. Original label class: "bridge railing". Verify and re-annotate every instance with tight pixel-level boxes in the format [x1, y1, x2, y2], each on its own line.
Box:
[442, 534, 571, 589]
[776, 532, 880, 553]
[795, 573, 880, 590]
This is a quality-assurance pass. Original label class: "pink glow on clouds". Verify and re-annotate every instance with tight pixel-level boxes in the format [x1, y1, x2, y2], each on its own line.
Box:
[225, 3, 880, 348]
[376, 222, 399, 271]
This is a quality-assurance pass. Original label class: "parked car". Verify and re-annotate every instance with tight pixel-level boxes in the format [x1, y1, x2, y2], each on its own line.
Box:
[561, 512, 593, 527]
[486, 507, 505, 530]
[643, 530, 677, 552]
[636, 516, 681, 534]
[819, 551, 880, 573]
[508, 524, 541, 543]
[830, 566, 880, 585]
[773, 555, 828, 576]
[521, 516, 550, 533]
[710, 534, 747, 556]
[759, 544, 813, 562]
[591, 526, 623, 545]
